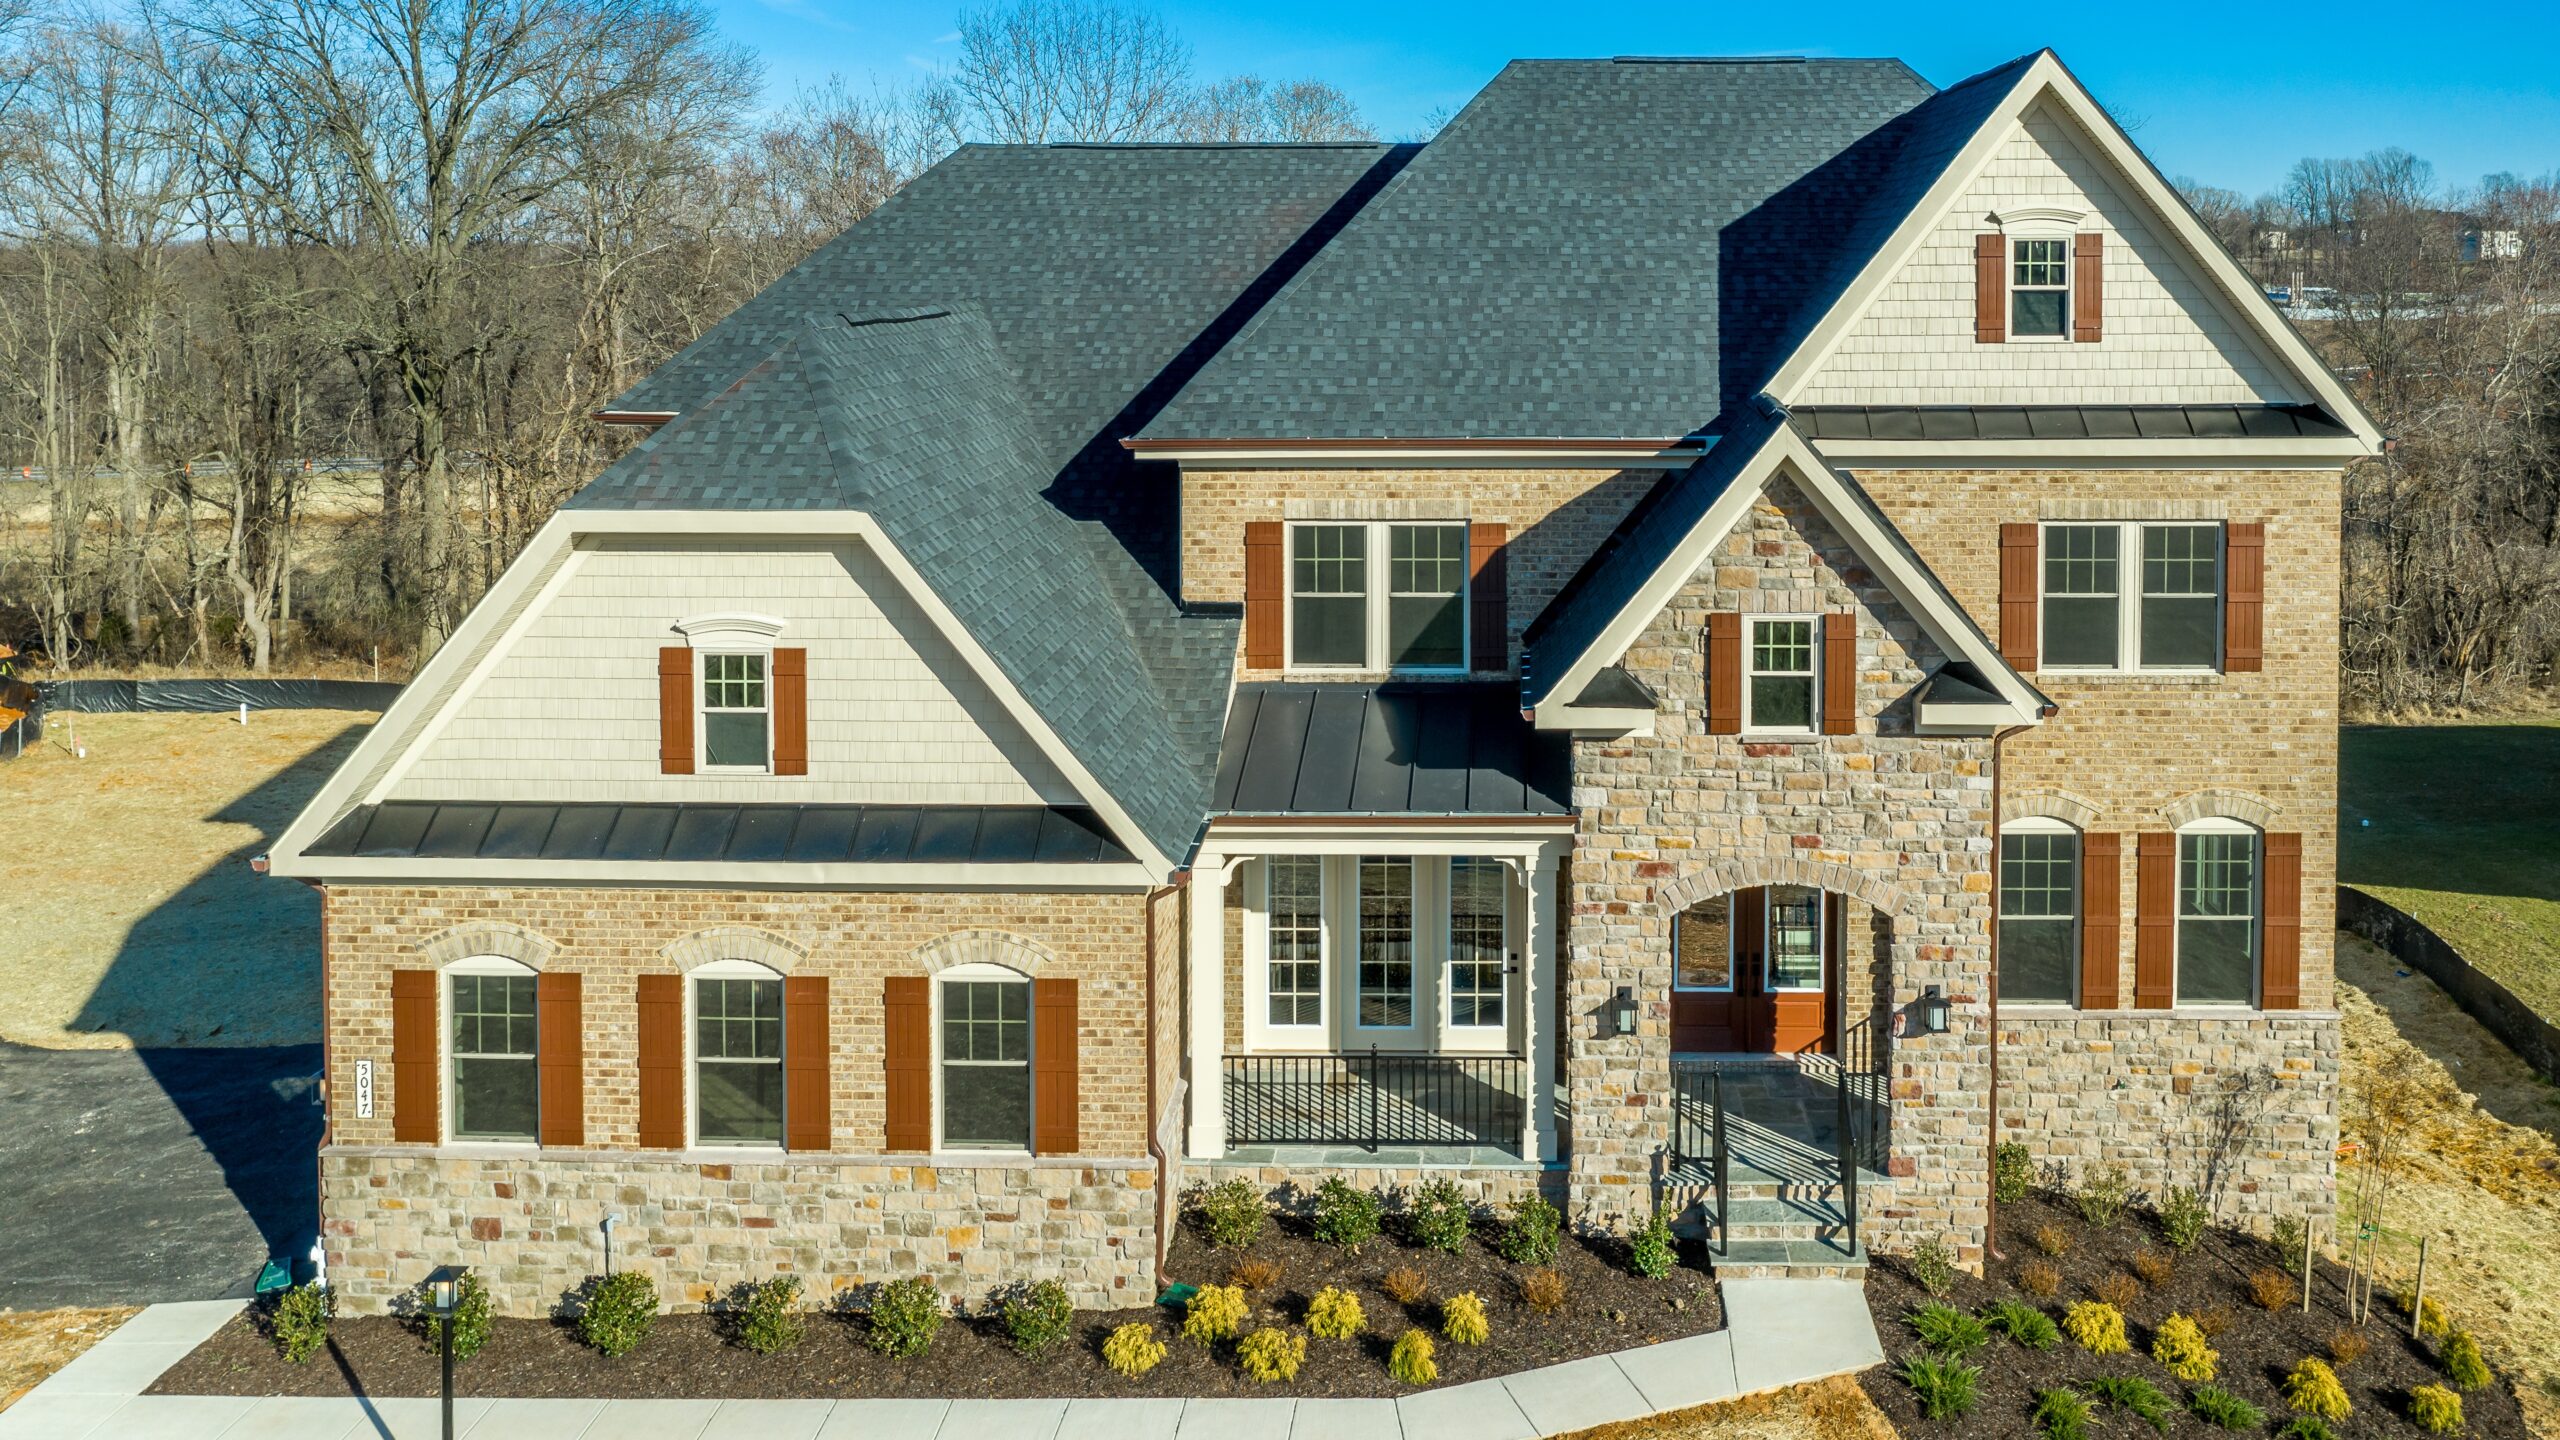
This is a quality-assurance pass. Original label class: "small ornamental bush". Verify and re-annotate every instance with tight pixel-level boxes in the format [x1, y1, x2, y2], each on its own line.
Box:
[1001, 1279, 1074, 1358]
[1228, 1258, 1284, 1292]
[2152, 1311, 2219, 1382]
[1628, 1210, 1676, 1279]
[734, 1275, 806, 1357]
[1381, 1266, 1429, 1306]
[2089, 1375, 2175, 1434]
[2033, 1222, 2072, 1257]
[2063, 1300, 2129, 1355]
[1907, 1238, 1958, 1298]
[2075, 1163, 2131, 1228]
[2189, 1386, 2266, 1432]
[1103, 1321, 1167, 1378]
[1237, 1327, 1306, 1383]
[2194, 1305, 2237, 1341]
[2271, 1216, 2309, 1275]
[1980, 1298, 2059, 1351]
[270, 1280, 334, 1364]
[2284, 1357, 2352, 1420]
[2400, 1288, 2453, 1342]
[1388, 1328, 1438, 1386]
[2252, 1267, 2298, 1310]
[578, 1271, 658, 1359]
[1181, 1284, 1248, 1346]
[2279, 1418, 2337, 1440]
[2327, 1326, 2370, 1367]
[2092, 1272, 2141, 1310]
[1518, 1267, 1567, 1314]
[2443, 1329, 2492, 1391]
[2017, 1260, 2063, 1299]
[1995, 1142, 2034, 1204]
[2158, 1186, 2211, 1252]
[1407, 1178, 1474, 1254]
[2032, 1386, 2094, 1440]
[2130, 1249, 2175, 1287]
[413, 1271, 491, 1362]
[1906, 1302, 1991, 1358]
[1495, 1196, 1562, 1265]
[2410, 1384, 2464, 1435]
[1311, 1177, 1384, 1253]
[1441, 1292, 1489, 1347]
[1195, 1177, 1267, 1248]
[1895, 1352, 1982, 1422]
[1306, 1286, 1365, 1340]
[866, 1277, 943, 1359]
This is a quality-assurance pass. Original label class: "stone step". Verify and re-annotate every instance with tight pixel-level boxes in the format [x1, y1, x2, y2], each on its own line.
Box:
[1707, 1237, 1868, 1280]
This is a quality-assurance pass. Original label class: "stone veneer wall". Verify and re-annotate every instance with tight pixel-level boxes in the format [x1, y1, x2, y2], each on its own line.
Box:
[1200, 1161, 1560, 1214]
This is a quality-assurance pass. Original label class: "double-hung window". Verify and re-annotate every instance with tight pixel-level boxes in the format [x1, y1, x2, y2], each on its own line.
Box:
[700, 652, 771, 770]
[940, 974, 1031, 1149]
[695, 969, 784, 1146]
[1997, 826, 2080, 1005]
[1445, 856, 1507, 1029]
[1355, 856, 1416, 1028]
[1264, 856, 1325, 1029]
[2040, 522, 2223, 672]
[2176, 824, 2258, 1006]
[1287, 521, 1468, 671]
[1745, 616, 1818, 733]
[450, 968, 538, 1142]
[2011, 237, 2071, 337]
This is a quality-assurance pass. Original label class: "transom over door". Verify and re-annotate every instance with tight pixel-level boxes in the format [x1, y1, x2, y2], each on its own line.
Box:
[1670, 886, 1841, 1055]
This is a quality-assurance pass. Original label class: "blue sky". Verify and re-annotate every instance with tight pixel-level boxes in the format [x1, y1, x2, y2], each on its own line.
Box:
[708, 0, 2560, 198]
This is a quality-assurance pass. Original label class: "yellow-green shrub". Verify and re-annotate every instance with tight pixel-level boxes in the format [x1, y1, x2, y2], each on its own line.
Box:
[2063, 1301, 2129, 1356]
[1182, 1284, 1248, 1345]
[1238, 1327, 1306, 1383]
[2152, 1312, 2218, 1382]
[2409, 1384, 2463, 1436]
[2443, 1329, 2491, 1391]
[1103, 1322, 1166, 1378]
[2399, 1289, 2452, 1342]
[1306, 1286, 1365, 1341]
[1389, 1328, 1438, 1386]
[1442, 1292, 1489, 1346]
[2283, 1357, 2351, 1421]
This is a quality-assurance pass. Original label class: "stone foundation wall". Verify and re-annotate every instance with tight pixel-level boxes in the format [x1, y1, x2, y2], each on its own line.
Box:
[1196, 1161, 1561, 1216]
[321, 1146, 1160, 1317]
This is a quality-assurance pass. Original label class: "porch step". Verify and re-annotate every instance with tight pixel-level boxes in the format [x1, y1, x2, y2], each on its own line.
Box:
[1708, 1237, 1869, 1280]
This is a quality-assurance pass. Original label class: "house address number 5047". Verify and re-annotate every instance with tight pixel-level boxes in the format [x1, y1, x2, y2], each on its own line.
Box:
[354, 1059, 374, 1118]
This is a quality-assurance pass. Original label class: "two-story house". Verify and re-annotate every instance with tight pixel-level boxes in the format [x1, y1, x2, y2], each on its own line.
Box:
[270, 50, 2380, 1314]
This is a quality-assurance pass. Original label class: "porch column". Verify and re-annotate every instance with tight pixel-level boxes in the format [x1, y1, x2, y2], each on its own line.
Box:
[1522, 845, 1562, 1164]
[1186, 853, 1230, 1159]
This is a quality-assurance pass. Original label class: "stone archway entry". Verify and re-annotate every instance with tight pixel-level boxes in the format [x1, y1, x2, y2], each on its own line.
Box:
[1672, 885, 1846, 1055]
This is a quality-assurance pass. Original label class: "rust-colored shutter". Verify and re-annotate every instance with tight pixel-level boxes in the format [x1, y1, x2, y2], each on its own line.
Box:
[1999, 523, 2039, 672]
[1707, 612, 1742, 735]
[784, 975, 830, 1150]
[2079, 833, 2121, 1010]
[2224, 522, 2265, 673]
[657, 646, 694, 775]
[391, 969, 439, 1143]
[883, 976, 931, 1152]
[1821, 612, 1856, 736]
[536, 971, 584, 1148]
[1469, 522, 1509, 672]
[1975, 233, 2007, 343]
[1242, 521, 1283, 668]
[1033, 978, 1080, 1154]
[2133, 833, 2175, 1010]
[771, 647, 808, 776]
[2072, 233, 2104, 342]
[636, 973, 685, 1148]
[2261, 833, 2302, 1009]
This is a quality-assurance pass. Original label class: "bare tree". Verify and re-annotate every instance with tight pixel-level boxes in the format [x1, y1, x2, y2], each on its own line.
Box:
[1179, 75, 1373, 143]
[945, 0, 1193, 143]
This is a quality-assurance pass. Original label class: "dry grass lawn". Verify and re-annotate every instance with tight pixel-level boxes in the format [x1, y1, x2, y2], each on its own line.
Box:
[2, 709, 371, 1048]
[1566, 1377, 1897, 1440]
[0, 1307, 139, 1412]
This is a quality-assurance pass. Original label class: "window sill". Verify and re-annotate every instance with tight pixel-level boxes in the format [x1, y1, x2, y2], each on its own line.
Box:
[2035, 669, 2225, 686]
[2002, 1006, 2341, 1023]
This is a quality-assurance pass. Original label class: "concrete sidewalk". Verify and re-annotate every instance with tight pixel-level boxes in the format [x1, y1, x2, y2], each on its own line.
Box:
[0, 1279, 1883, 1440]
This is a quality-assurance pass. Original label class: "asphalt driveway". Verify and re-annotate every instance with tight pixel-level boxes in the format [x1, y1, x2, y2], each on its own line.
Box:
[0, 1041, 322, 1309]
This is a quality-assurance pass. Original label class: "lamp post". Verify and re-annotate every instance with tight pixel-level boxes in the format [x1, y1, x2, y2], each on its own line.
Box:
[425, 1265, 465, 1440]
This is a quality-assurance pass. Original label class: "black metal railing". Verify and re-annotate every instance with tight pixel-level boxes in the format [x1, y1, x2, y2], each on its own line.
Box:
[1223, 1050, 1527, 1152]
[1670, 1053, 1891, 1253]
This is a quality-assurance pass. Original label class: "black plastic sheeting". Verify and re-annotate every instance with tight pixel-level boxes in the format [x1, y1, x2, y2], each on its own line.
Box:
[37, 678, 403, 714]
[0, 692, 38, 761]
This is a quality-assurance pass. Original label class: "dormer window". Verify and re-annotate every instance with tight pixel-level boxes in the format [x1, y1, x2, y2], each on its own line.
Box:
[2011, 238, 2071, 337]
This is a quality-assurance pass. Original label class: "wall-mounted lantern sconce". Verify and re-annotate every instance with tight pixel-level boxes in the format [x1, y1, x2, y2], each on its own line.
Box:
[1606, 986, 1638, 1038]
[1915, 985, 1952, 1036]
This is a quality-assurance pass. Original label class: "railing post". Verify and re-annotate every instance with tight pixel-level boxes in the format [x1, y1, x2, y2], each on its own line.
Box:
[1838, 1060, 1860, 1253]
[1367, 1045, 1381, 1153]
[1711, 1068, 1729, 1256]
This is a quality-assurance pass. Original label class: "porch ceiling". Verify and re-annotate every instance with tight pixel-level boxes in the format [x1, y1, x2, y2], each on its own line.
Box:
[1211, 682, 1571, 818]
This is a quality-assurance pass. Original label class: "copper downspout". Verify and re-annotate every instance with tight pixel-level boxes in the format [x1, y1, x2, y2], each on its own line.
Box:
[1984, 718, 2042, 1264]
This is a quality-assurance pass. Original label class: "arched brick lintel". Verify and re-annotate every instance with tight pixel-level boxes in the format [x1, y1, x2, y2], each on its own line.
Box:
[659, 926, 809, 975]
[419, 921, 557, 972]
[1652, 858, 1913, 920]
[2000, 787, 2101, 830]
[911, 929, 1053, 977]
[2161, 788, 2281, 830]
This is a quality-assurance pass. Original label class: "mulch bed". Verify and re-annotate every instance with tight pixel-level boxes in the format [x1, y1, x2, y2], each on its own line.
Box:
[153, 1210, 1719, 1399]
[1860, 1191, 2532, 1439]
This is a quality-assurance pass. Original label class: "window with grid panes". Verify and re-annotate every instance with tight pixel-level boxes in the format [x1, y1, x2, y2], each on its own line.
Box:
[2011, 237, 2070, 336]
[700, 652, 770, 769]
[1747, 617, 1816, 731]
[1386, 524, 1467, 669]
[2042, 525, 2121, 667]
[695, 975, 783, 1145]
[2140, 524, 2221, 668]
[1998, 830, 2079, 1005]
[1288, 525, 1367, 667]
[2177, 830, 2258, 1006]
[940, 978, 1031, 1148]
[450, 973, 537, 1140]
[1357, 857, 1415, 1026]
[1265, 856, 1323, 1028]
[1446, 857, 1506, 1027]
[1766, 885, 1824, 990]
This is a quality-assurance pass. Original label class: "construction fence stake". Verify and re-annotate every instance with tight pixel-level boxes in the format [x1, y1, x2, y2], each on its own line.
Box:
[2410, 1236, 2431, 1338]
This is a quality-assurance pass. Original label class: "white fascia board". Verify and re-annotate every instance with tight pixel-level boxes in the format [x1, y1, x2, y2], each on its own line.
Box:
[1765, 52, 2384, 455]
[273, 857, 1160, 890]
[1530, 705, 1655, 736]
[1916, 702, 2018, 733]
[1201, 819, 1575, 857]
[1809, 437, 2371, 469]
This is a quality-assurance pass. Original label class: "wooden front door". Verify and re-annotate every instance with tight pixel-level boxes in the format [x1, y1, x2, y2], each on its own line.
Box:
[1670, 886, 1839, 1055]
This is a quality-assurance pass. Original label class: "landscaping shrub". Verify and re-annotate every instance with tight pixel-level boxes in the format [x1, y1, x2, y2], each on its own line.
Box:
[2248, 1266, 2296, 1310]
[1001, 1279, 1073, 1358]
[1228, 1258, 1284, 1292]
[411, 1271, 491, 1362]
[2194, 1304, 2236, 1340]
[866, 1277, 943, 1359]
[2443, 1329, 2492, 1391]
[2032, 1222, 2071, 1257]
[1895, 1352, 1981, 1421]
[1389, 1328, 1438, 1386]
[2091, 1272, 2140, 1310]
[1381, 1266, 1428, 1306]
[1441, 1292, 1489, 1347]
[1306, 1286, 1365, 1340]
[1104, 1322, 1167, 1378]
[2017, 1260, 2062, 1299]
[2271, 1216, 2308, 1275]
[734, 1275, 805, 1357]
[2088, 1375, 2174, 1434]
[1995, 1142, 2034, 1204]
[1907, 1238, 1957, 1298]
[1627, 1210, 1676, 1279]
[578, 1271, 658, 1359]
[2278, 1418, 2336, 1440]
[1181, 1284, 1248, 1346]
[270, 1280, 334, 1364]
[1979, 1298, 2059, 1351]
[1905, 1302, 1991, 1358]
[2151, 1312, 2218, 1382]
[2032, 1385, 2094, 1440]
[1311, 1177, 1384, 1253]
[1495, 1195, 1562, 1265]
[2410, 1384, 2464, 1435]
[1518, 1267, 1567, 1314]
[2187, 1386, 2265, 1432]
[2283, 1356, 2351, 1420]
[1406, 1178, 1473, 1254]
[1238, 1327, 1305, 1383]
[2399, 1288, 2452, 1342]
[2157, 1185, 2210, 1251]
[2074, 1163, 2130, 1227]
[1195, 1177, 1266, 1248]
[2326, 1327, 2370, 1367]
[2062, 1300, 2128, 1355]
[2129, 1248, 2173, 1287]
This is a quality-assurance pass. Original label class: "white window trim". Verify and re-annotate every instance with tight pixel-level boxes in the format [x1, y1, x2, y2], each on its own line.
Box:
[1671, 899, 1737, 995]
[2173, 818, 2261, 1010]
[930, 961, 1036, 1155]
[2004, 229, 2075, 344]
[695, 647, 776, 775]
[1245, 857, 1331, 1051]
[687, 957, 787, 1153]
[2038, 521, 2225, 676]
[1763, 885, 1828, 994]
[1283, 520, 1471, 675]
[1350, 855, 1423, 1034]
[443, 955, 539, 1148]
[1441, 857, 1512, 1037]
[1741, 613, 1821, 738]
[1997, 817, 2081, 1010]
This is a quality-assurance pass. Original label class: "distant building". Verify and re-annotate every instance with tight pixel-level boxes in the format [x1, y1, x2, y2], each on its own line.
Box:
[2462, 229, 2523, 262]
